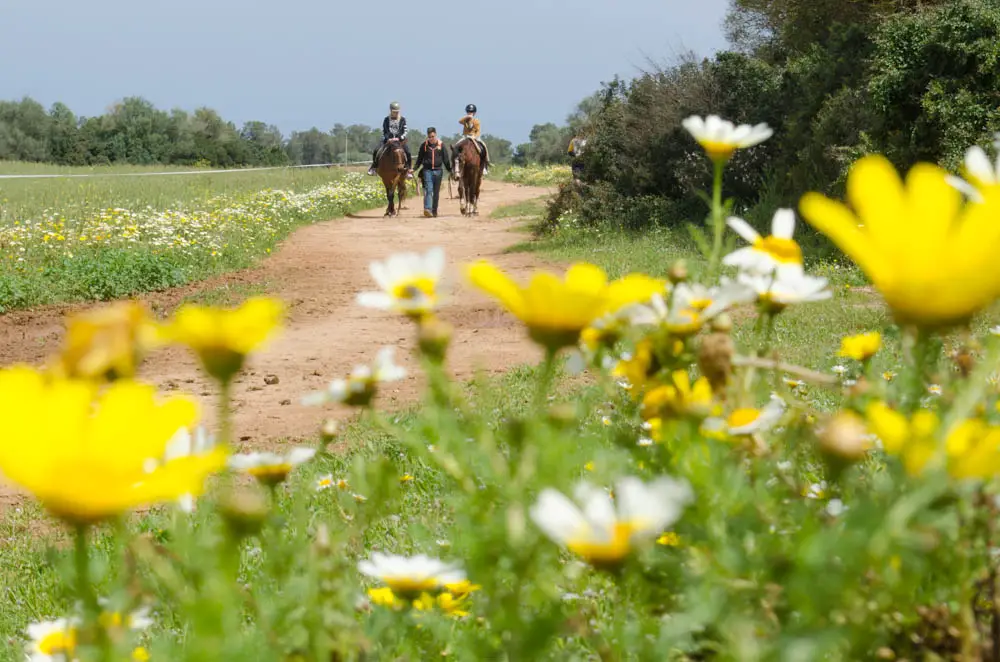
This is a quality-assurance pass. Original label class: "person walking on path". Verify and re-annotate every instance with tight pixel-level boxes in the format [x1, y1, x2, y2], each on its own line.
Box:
[414, 127, 453, 218]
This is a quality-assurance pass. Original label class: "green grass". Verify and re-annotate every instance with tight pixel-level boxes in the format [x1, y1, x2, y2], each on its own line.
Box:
[0, 165, 386, 312]
[490, 197, 548, 220]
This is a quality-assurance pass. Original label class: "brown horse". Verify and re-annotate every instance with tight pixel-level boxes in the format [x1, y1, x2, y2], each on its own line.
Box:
[454, 140, 483, 217]
[377, 140, 408, 217]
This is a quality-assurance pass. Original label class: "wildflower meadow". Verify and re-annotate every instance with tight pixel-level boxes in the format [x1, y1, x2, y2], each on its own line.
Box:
[7, 115, 1000, 662]
[0, 165, 385, 311]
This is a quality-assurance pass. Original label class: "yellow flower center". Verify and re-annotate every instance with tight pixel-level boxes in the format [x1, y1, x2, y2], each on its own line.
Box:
[754, 236, 802, 264]
[689, 297, 713, 311]
[567, 522, 635, 566]
[728, 408, 761, 430]
[667, 309, 702, 337]
[392, 277, 436, 303]
[39, 629, 77, 655]
[698, 140, 736, 163]
[248, 463, 292, 480]
[384, 576, 440, 597]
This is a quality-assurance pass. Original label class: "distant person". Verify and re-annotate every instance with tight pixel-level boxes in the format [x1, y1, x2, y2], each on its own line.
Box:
[453, 104, 490, 176]
[568, 136, 588, 180]
[415, 127, 452, 218]
[369, 101, 413, 179]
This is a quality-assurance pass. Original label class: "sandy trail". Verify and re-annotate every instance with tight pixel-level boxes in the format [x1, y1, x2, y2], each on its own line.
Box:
[0, 181, 553, 471]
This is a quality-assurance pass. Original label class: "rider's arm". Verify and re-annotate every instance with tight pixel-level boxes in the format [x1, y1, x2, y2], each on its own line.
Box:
[382, 117, 391, 141]
[399, 117, 408, 141]
[459, 115, 472, 126]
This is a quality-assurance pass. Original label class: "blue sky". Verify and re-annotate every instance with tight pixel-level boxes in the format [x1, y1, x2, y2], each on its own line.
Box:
[0, 0, 730, 143]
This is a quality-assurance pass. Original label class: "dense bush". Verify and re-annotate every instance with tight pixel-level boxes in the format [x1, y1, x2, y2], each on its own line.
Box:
[545, 0, 1000, 237]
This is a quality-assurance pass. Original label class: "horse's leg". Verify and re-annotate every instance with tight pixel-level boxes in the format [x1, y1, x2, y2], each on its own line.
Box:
[458, 176, 467, 216]
[384, 181, 394, 217]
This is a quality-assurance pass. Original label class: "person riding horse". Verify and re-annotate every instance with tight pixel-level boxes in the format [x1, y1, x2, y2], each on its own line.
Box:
[369, 101, 413, 179]
[452, 104, 490, 177]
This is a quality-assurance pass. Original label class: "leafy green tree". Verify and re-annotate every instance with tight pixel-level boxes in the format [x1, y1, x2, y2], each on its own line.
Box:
[48, 102, 86, 165]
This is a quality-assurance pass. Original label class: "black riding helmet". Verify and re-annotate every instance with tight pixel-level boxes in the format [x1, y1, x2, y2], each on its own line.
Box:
[466, 104, 477, 114]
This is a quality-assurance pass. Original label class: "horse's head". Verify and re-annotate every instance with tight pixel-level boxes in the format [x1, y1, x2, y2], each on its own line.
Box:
[392, 143, 407, 169]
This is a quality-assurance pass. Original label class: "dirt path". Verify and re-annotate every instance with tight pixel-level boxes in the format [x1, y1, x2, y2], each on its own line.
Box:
[0, 182, 553, 459]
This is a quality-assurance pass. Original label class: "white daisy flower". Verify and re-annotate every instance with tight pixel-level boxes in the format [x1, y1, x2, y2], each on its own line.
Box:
[826, 499, 847, 517]
[681, 115, 773, 163]
[783, 378, 806, 389]
[96, 599, 154, 631]
[303, 347, 407, 407]
[315, 474, 350, 492]
[723, 209, 803, 275]
[704, 395, 786, 437]
[26, 618, 79, 662]
[928, 384, 943, 396]
[738, 269, 831, 312]
[357, 247, 445, 317]
[832, 365, 848, 376]
[622, 282, 752, 337]
[529, 475, 693, 567]
[229, 447, 316, 485]
[358, 553, 465, 596]
[946, 144, 1000, 201]
[804, 481, 828, 499]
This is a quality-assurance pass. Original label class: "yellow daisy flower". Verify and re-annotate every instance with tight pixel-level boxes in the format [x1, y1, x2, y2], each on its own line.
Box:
[54, 302, 161, 381]
[467, 261, 664, 351]
[839, 332, 882, 361]
[641, 370, 716, 421]
[0, 367, 225, 525]
[800, 155, 1000, 327]
[168, 296, 284, 382]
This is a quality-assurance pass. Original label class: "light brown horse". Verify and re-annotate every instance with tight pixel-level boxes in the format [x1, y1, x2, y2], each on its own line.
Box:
[377, 140, 408, 217]
[454, 140, 483, 217]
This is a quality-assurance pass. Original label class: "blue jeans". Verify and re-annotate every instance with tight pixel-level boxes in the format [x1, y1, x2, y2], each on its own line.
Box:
[422, 168, 444, 214]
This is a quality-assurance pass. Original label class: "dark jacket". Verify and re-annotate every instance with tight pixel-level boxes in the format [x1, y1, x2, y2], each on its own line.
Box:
[382, 115, 408, 142]
[415, 140, 452, 171]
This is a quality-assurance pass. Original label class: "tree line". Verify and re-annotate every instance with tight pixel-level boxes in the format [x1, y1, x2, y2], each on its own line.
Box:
[0, 96, 515, 168]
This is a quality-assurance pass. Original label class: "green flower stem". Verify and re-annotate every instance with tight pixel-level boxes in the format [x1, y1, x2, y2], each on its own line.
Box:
[75, 525, 110, 660]
[708, 160, 726, 278]
[534, 349, 558, 414]
[903, 327, 936, 413]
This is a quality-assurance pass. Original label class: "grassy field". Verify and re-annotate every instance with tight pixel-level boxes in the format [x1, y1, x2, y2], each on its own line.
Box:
[0, 163, 383, 311]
